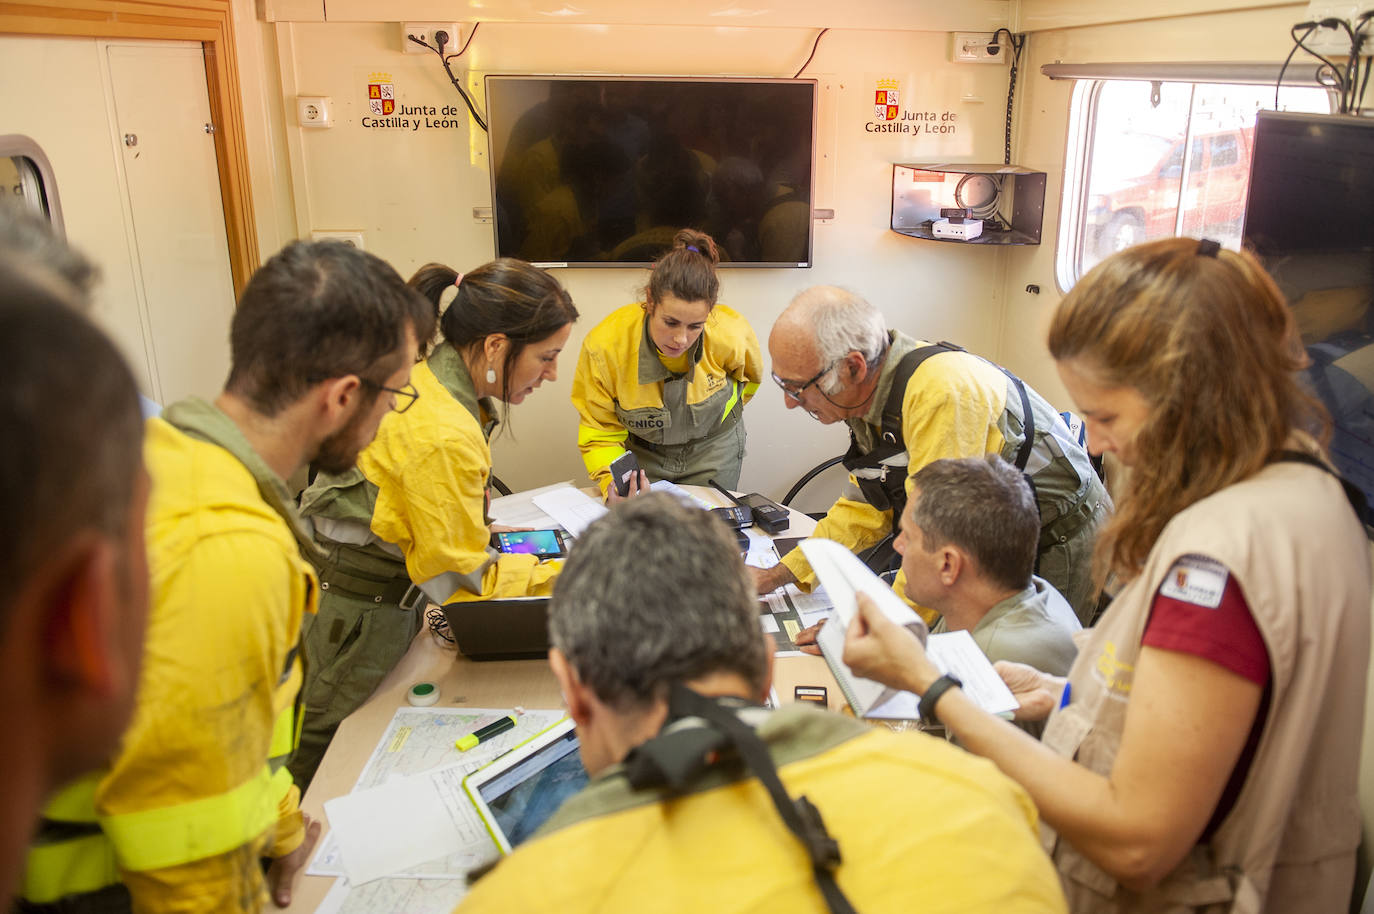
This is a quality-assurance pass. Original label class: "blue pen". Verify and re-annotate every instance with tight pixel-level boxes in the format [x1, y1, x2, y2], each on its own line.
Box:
[1059, 681, 1072, 709]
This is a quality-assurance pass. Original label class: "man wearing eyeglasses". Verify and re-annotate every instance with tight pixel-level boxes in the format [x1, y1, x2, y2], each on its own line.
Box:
[41, 240, 430, 914]
[753, 286, 1110, 628]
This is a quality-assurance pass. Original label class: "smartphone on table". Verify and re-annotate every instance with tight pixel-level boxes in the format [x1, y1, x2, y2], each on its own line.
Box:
[495, 529, 568, 557]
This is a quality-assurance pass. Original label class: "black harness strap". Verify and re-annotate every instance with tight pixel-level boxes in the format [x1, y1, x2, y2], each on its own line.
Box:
[843, 340, 1040, 515]
[841, 343, 957, 514]
[1007, 371, 1036, 472]
[624, 685, 858, 914]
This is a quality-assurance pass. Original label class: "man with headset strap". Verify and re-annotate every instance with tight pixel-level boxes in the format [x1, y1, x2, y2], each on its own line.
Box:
[456, 494, 1066, 914]
[21, 241, 427, 913]
[754, 286, 1110, 625]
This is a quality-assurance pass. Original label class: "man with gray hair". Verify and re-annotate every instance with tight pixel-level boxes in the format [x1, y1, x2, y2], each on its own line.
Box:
[756, 285, 1109, 626]
[457, 493, 1068, 913]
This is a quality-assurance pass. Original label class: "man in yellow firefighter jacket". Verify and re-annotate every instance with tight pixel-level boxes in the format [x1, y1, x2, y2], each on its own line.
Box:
[21, 241, 426, 913]
[1, 249, 148, 906]
[455, 495, 1067, 914]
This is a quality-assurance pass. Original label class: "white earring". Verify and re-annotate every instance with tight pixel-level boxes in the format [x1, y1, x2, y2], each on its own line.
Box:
[485, 366, 497, 384]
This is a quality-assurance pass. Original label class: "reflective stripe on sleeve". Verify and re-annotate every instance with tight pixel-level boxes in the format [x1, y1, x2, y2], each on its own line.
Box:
[267, 701, 299, 768]
[43, 773, 101, 822]
[23, 833, 119, 903]
[22, 774, 119, 903]
[577, 424, 629, 447]
[581, 445, 627, 476]
[718, 381, 742, 425]
[101, 766, 292, 872]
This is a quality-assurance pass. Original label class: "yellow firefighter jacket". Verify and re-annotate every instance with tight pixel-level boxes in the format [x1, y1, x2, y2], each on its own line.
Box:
[572, 302, 761, 494]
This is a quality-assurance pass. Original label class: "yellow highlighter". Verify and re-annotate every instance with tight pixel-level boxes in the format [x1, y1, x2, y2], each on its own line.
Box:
[456, 708, 523, 752]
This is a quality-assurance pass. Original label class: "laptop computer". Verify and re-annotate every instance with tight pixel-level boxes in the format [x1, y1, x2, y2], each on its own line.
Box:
[441, 597, 551, 661]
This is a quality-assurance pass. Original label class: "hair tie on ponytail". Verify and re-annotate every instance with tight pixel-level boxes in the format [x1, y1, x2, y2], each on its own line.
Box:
[454, 272, 465, 286]
[1196, 239, 1221, 258]
[685, 245, 700, 254]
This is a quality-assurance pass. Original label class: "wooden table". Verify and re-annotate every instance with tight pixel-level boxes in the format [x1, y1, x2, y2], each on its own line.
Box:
[283, 631, 563, 912]
[284, 489, 828, 912]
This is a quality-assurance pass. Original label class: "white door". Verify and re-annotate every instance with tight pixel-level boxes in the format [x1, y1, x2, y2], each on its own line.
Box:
[0, 36, 236, 405]
[106, 42, 236, 405]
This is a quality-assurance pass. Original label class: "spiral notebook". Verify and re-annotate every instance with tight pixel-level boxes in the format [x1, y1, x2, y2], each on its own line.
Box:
[802, 539, 1019, 720]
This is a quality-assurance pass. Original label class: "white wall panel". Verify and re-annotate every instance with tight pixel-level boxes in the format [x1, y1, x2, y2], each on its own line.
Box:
[276, 21, 1017, 498]
[316, 0, 1009, 32]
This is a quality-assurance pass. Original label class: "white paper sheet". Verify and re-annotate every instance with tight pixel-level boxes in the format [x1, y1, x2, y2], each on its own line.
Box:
[488, 482, 572, 528]
[864, 690, 922, 720]
[764, 585, 833, 625]
[648, 479, 714, 508]
[312, 875, 467, 914]
[803, 539, 922, 715]
[743, 526, 779, 568]
[324, 765, 475, 885]
[530, 486, 607, 537]
[308, 707, 563, 881]
[860, 632, 1018, 720]
[926, 630, 1019, 717]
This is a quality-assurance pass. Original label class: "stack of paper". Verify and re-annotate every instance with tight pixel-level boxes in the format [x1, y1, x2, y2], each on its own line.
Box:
[530, 487, 606, 537]
[801, 538, 1018, 719]
[310, 707, 563, 891]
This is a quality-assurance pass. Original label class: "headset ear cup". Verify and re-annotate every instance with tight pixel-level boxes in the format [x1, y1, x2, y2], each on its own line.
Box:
[622, 745, 667, 790]
[623, 725, 731, 791]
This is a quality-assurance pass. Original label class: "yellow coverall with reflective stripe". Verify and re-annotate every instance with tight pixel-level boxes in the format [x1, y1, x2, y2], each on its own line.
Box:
[572, 302, 762, 494]
[288, 347, 561, 789]
[95, 411, 311, 911]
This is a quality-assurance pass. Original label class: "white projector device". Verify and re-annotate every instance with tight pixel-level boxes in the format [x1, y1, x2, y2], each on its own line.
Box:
[932, 218, 983, 241]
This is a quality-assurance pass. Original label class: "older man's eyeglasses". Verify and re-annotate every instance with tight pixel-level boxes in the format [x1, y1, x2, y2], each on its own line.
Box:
[361, 378, 420, 413]
[771, 357, 841, 401]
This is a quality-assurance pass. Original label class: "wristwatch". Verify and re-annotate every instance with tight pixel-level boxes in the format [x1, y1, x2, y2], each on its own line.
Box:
[918, 673, 963, 726]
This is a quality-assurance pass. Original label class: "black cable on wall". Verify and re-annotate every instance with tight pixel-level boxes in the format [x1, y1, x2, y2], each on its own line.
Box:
[991, 29, 1027, 166]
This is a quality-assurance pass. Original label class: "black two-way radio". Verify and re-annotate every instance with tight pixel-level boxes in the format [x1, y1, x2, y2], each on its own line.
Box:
[708, 480, 791, 535]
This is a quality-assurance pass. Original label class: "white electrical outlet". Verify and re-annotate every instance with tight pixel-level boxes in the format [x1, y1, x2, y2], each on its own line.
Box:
[951, 32, 1007, 64]
[296, 96, 332, 128]
[403, 22, 464, 55]
[311, 231, 366, 249]
[1300, 3, 1373, 55]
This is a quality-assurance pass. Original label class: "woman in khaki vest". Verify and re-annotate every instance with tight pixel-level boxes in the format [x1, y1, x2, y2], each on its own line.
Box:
[841, 238, 1371, 913]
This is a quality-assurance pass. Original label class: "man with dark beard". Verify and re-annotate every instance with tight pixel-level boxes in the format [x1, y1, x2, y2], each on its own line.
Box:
[23, 240, 431, 914]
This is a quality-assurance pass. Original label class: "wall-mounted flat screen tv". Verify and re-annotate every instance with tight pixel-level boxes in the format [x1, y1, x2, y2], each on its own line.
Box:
[1242, 110, 1374, 532]
[485, 76, 816, 268]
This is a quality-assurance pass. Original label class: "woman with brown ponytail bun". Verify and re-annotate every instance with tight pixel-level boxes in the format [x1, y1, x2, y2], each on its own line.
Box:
[289, 258, 579, 789]
[571, 228, 763, 498]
